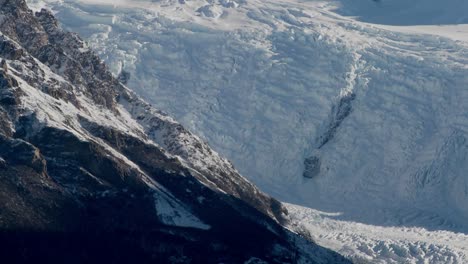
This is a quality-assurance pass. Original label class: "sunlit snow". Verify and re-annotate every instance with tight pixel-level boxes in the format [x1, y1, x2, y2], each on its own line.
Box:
[25, 0, 468, 262]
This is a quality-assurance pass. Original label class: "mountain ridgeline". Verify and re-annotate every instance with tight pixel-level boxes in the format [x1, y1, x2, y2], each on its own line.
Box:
[0, 0, 350, 263]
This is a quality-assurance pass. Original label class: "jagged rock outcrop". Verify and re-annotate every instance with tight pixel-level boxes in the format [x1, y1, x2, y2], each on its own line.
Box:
[0, 1, 350, 263]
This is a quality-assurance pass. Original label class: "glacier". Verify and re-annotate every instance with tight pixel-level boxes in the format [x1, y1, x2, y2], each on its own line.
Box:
[25, 0, 468, 262]
[2, 1, 345, 261]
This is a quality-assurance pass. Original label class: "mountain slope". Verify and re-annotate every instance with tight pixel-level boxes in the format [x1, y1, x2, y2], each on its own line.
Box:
[34, 0, 468, 232]
[0, 1, 351, 262]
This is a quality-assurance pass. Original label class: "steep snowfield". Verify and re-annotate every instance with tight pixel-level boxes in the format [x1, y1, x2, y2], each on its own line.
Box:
[26, 0, 468, 262]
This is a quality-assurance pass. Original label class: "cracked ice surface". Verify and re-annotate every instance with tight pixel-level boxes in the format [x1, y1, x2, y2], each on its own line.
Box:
[27, 1, 468, 261]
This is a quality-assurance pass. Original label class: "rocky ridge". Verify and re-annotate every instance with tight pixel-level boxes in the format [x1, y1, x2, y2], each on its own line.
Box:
[0, 0, 350, 263]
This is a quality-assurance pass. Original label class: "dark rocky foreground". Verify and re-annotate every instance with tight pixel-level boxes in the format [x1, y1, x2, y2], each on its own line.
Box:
[0, 0, 351, 263]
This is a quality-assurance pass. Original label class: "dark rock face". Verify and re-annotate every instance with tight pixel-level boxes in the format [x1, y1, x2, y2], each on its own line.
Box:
[0, 1, 351, 263]
[318, 92, 356, 149]
[303, 155, 321, 179]
[0, 38, 24, 60]
[0, 59, 7, 71]
[117, 69, 131, 85]
[0, 135, 47, 173]
[0, 71, 20, 106]
[304, 92, 356, 179]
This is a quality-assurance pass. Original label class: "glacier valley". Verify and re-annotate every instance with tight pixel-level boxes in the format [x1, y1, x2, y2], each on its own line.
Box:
[26, 0, 468, 262]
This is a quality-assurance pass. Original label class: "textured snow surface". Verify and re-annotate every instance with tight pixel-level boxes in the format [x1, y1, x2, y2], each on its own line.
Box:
[31, 0, 468, 229]
[287, 203, 468, 264]
[27, 0, 468, 260]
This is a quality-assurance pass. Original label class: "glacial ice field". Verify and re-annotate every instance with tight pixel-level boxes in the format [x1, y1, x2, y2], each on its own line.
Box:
[26, 0, 468, 262]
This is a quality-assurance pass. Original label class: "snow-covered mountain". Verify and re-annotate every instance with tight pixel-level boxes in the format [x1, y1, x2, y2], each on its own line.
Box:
[17, 0, 468, 262]
[31, 0, 468, 228]
[0, 0, 354, 262]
